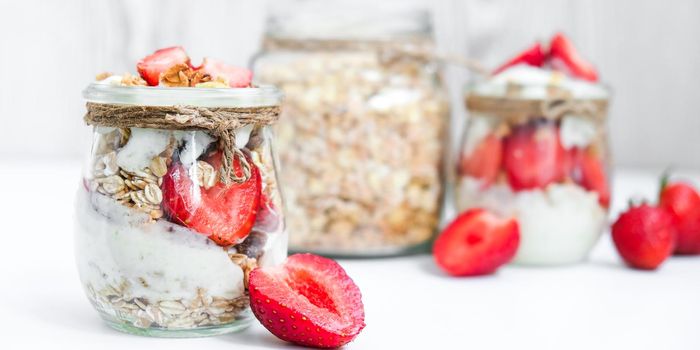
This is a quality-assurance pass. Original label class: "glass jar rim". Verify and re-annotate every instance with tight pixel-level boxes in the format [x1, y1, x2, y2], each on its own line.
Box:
[83, 83, 283, 108]
[265, 4, 432, 42]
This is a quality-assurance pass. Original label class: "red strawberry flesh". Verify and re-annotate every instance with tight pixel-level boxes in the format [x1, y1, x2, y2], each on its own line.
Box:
[493, 42, 546, 75]
[433, 208, 519, 276]
[460, 133, 503, 186]
[161, 152, 261, 246]
[249, 254, 365, 348]
[198, 58, 253, 88]
[549, 32, 598, 82]
[136, 46, 190, 86]
[503, 121, 568, 191]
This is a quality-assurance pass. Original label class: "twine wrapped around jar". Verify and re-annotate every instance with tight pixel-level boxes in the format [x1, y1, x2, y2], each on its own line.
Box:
[84, 103, 280, 184]
[465, 84, 609, 124]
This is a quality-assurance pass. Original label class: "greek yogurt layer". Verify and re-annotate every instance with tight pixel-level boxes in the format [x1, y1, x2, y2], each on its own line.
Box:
[457, 177, 606, 265]
[75, 188, 244, 301]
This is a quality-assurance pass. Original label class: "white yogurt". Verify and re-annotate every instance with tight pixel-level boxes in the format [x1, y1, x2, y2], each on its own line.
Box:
[457, 177, 606, 265]
[75, 189, 244, 301]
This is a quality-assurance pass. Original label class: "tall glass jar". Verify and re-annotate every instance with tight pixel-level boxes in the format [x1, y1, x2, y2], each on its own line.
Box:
[75, 83, 286, 336]
[253, 6, 450, 257]
[456, 67, 611, 265]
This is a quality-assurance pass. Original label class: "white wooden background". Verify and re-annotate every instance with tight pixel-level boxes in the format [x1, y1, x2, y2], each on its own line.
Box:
[0, 0, 698, 170]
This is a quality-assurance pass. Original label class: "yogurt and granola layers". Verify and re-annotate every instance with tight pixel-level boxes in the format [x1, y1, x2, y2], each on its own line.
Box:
[75, 47, 285, 334]
[457, 33, 611, 265]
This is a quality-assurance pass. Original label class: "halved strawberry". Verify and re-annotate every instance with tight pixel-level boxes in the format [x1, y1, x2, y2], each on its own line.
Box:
[572, 148, 611, 208]
[503, 121, 568, 191]
[493, 42, 546, 75]
[659, 179, 700, 255]
[136, 46, 190, 86]
[249, 254, 365, 348]
[433, 209, 519, 276]
[549, 32, 598, 82]
[197, 58, 253, 88]
[459, 133, 503, 186]
[161, 151, 261, 246]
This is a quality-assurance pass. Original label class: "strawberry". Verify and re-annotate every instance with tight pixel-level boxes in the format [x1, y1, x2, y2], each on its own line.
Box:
[503, 121, 568, 191]
[249, 254, 365, 348]
[197, 58, 253, 88]
[611, 204, 676, 270]
[493, 42, 546, 74]
[161, 151, 261, 246]
[571, 148, 611, 208]
[136, 46, 190, 86]
[433, 208, 519, 276]
[659, 178, 700, 255]
[459, 133, 503, 186]
[549, 32, 598, 82]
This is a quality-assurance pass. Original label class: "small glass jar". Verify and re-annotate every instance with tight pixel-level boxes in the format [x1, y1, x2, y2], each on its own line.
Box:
[253, 6, 450, 257]
[75, 83, 286, 336]
[456, 70, 611, 265]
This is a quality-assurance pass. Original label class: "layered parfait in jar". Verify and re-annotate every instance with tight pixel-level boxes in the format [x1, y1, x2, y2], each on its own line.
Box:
[75, 47, 285, 336]
[457, 33, 611, 265]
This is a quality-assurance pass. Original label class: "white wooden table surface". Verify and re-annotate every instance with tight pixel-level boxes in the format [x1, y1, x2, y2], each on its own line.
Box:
[1, 159, 698, 349]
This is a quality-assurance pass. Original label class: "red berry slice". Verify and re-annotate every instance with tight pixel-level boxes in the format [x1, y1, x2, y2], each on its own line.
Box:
[549, 32, 598, 82]
[612, 204, 675, 270]
[660, 181, 700, 255]
[493, 42, 546, 75]
[161, 151, 261, 246]
[572, 149, 611, 208]
[198, 58, 253, 88]
[433, 209, 519, 276]
[503, 121, 568, 191]
[249, 254, 365, 348]
[459, 133, 503, 186]
[136, 46, 190, 86]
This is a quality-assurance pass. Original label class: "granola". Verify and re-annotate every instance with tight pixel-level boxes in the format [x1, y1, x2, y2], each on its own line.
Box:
[256, 50, 448, 254]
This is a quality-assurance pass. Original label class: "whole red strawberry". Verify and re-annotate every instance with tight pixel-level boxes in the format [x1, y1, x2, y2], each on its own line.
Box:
[249, 254, 365, 348]
[433, 208, 519, 276]
[611, 204, 676, 270]
[659, 179, 700, 255]
[503, 121, 568, 191]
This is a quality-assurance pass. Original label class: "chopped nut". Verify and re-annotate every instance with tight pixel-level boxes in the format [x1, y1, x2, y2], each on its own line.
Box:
[120, 73, 147, 86]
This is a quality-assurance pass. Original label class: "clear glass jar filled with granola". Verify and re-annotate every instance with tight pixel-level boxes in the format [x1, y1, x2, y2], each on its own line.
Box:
[75, 47, 286, 337]
[456, 64, 611, 266]
[253, 6, 450, 257]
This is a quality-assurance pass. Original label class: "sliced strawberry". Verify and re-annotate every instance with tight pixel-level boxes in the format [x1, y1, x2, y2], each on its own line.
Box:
[249, 254, 365, 348]
[197, 58, 253, 88]
[433, 209, 519, 276]
[493, 42, 546, 75]
[136, 46, 190, 86]
[659, 180, 700, 255]
[459, 133, 503, 186]
[161, 151, 261, 246]
[612, 204, 675, 270]
[549, 32, 598, 82]
[503, 121, 568, 191]
[572, 148, 611, 208]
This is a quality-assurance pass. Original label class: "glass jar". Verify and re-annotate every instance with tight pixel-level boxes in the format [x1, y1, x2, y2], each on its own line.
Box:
[75, 83, 286, 337]
[253, 6, 450, 257]
[456, 70, 611, 265]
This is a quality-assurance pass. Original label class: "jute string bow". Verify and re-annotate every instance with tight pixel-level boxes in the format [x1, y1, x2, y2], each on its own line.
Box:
[84, 103, 280, 184]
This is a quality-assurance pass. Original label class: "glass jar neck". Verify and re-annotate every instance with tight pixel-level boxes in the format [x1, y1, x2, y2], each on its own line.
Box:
[264, 3, 432, 44]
